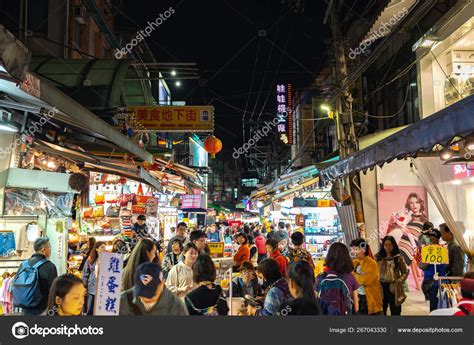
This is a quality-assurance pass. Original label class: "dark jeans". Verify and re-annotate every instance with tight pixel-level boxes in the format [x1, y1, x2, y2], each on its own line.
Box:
[381, 282, 401, 316]
[257, 253, 267, 263]
[428, 284, 439, 312]
[22, 308, 43, 316]
[85, 294, 95, 315]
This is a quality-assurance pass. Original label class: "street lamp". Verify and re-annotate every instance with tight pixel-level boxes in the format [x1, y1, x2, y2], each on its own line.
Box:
[320, 104, 331, 113]
[171, 70, 177, 76]
[175, 81, 181, 87]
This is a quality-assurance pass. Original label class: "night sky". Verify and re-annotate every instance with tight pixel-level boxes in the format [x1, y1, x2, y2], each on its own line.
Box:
[117, 0, 329, 160]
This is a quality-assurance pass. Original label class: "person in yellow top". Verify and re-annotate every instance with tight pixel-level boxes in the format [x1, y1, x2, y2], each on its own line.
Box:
[350, 238, 383, 315]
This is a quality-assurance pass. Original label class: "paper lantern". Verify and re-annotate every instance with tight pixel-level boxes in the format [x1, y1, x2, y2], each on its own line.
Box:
[204, 135, 223, 158]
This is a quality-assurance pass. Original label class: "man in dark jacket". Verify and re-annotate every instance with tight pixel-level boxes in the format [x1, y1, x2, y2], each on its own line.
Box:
[19, 237, 58, 315]
[120, 262, 188, 315]
[167, 222, 187, 253]
[440, 223, 465, 276]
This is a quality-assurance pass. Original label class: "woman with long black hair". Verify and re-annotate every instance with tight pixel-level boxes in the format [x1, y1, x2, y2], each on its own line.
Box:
[278, 261, 322, 315]
[82, 241, 106, 315]
[122, 239, 158, 291]
[376, 236, 409, 315]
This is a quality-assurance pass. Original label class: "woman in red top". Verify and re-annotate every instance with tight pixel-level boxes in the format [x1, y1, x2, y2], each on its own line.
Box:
[254, 231, 267, 263]
[233, 233, 250, 270]
[265, 238, 288, 276]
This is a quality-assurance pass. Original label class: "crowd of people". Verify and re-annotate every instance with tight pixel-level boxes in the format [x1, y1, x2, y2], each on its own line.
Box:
[7, 220, 473, 317]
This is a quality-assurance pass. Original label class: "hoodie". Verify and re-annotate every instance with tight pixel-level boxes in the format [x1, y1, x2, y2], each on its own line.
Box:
[119, 286, 188, 316]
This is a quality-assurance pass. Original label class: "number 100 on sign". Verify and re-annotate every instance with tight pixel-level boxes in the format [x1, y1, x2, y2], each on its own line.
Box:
[421, 244, 449, 264]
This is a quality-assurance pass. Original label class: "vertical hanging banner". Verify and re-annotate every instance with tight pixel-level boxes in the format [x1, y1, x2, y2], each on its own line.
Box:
[94, 252, 124, 316]
[287, 83, 294, 145]
[276, 83, 293, 145]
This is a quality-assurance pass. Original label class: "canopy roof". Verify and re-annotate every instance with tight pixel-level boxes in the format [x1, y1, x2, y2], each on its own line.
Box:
[320, 94, 474, 183]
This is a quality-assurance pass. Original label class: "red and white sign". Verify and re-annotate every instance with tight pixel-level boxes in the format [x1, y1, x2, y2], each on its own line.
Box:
[452, 164, 472, 180]
[21, 72, 41, 98]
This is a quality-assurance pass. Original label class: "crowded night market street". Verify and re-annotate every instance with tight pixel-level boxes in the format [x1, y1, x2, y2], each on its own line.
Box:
[0, 1, 472, 344]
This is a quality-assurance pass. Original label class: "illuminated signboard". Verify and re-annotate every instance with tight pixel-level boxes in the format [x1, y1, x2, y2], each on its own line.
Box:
[276, 83, 293, 145]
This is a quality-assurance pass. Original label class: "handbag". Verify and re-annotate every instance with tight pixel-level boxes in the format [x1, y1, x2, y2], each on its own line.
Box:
[93, 206, 104, 218]
[106, 205, 121, 218]
[83, 207, 94, 219]
[119, 194, 132, 207]
[379, 259, 396, 282]
[95, 193, 105, 205]
[390, 281, 407, 306]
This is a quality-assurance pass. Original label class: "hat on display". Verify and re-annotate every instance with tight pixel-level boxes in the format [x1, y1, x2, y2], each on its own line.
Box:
[133, 262, 163, 299]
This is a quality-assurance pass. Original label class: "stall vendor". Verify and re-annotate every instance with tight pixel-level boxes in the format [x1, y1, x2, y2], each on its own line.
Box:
[132, 215, 151, 239]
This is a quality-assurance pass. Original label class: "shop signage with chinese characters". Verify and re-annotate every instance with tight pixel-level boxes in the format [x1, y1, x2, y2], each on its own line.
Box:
[20, 72, 41, 98]
[208, 242, 225, 258]
[421, 244, 449, 264]
[276, 83, 293, 145]
[128, 106, 214, 132]
[94, 252, 124, 315]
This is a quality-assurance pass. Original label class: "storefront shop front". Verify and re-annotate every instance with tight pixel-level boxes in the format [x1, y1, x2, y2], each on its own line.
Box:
[320, 93, 474, 288]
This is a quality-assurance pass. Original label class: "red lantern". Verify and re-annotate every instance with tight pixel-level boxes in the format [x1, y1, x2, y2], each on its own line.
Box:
[204, 135, 223, 159]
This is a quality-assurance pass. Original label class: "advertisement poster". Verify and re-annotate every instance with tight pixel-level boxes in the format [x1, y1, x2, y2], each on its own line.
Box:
[377, 186, 429, 268]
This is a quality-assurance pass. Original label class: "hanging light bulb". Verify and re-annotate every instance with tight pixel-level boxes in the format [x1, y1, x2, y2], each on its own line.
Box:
[439, 147, 454, 161]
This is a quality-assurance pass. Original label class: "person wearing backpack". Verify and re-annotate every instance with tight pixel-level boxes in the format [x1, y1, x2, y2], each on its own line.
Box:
[185, 254, 229, 316]
[278, 261, 322, 315]
[12, 237, 58, 315]
[376, 236, 408, 316]
[316, 242, 359, 315]
[119, 262, 188, 315]
[247, 259, 290, 316]
[287, 232, 315, 270]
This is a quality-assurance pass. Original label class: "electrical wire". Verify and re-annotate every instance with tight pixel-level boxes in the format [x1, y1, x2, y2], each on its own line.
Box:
[249, 22, 280, 122]
[242, 39, 262, 142]
[255, 25, 292, 122]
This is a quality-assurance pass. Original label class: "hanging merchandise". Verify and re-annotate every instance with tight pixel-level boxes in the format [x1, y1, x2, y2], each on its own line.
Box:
[93, 206, 104, 218]
[94, 193, 105, 205]
[106, 205, 121, 218]
[82, 207, 94, 219]
[137, 183, 144, 196]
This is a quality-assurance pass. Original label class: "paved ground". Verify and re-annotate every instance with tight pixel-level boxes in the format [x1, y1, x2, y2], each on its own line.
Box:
[403, 290, 429, 316]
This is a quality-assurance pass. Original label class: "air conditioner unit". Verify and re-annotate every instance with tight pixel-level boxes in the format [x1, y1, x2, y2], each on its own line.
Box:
[74, 6, 86, 25]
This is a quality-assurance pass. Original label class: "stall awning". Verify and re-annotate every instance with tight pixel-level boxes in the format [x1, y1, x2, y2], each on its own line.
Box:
[321, 94, 474, 183]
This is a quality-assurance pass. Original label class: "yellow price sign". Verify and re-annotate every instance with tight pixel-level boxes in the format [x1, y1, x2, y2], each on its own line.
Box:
[421, 244, 449, 264]
[208, 242, 225, 258]
[313, 259, 325, 276]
